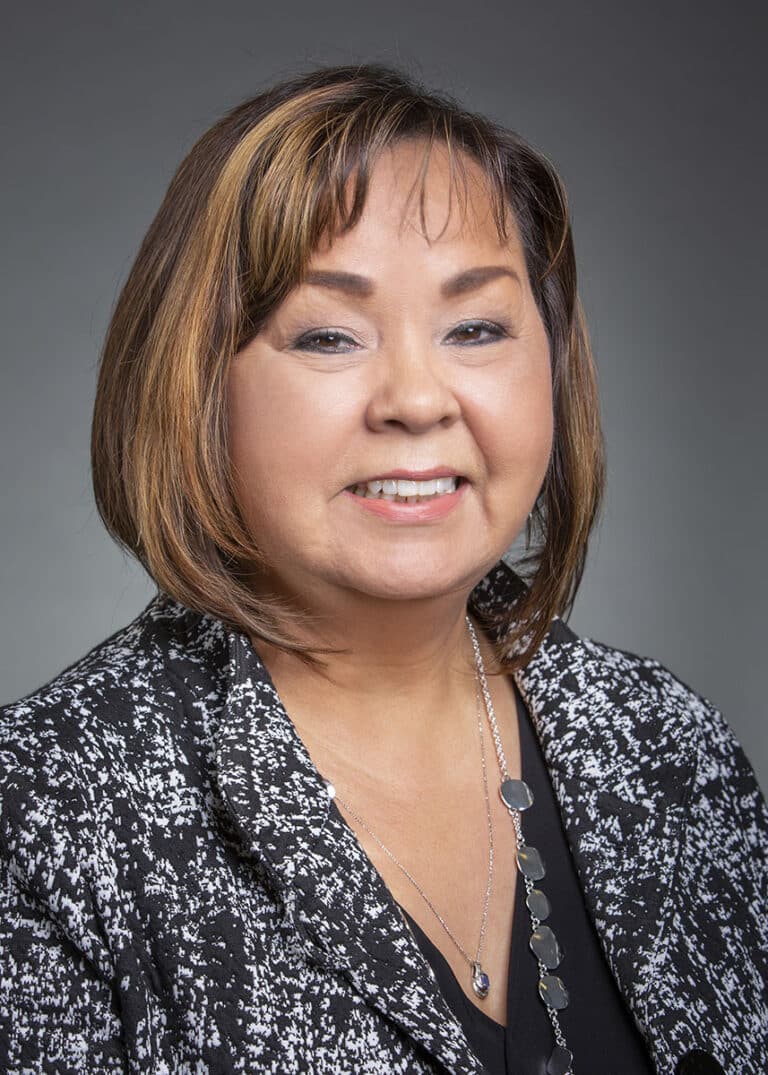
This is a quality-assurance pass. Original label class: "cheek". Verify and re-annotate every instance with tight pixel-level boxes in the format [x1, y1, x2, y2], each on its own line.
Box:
[226, 359, 299, 506]
[476, 350, 554, 479]
[513, 378, 554, 471]
[227, 358, 357, 506]
[227, 366, 316, 560]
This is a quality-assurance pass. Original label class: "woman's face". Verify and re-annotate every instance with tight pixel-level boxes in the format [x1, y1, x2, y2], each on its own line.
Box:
[227, 140, 553, 610]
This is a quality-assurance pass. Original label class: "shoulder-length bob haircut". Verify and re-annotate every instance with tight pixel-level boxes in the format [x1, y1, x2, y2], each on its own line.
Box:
[92, 62, 605, 671]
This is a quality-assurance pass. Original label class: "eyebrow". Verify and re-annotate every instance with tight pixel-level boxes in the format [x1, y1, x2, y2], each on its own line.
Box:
[302, 265, 521, 299]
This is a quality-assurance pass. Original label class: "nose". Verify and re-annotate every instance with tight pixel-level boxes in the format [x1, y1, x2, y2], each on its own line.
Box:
[364, 339, 462, 434]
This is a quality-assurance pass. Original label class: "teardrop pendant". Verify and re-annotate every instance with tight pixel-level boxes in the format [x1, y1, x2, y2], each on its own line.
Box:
[471, 961, 490, 998]
[547, 1044, 574, 1075]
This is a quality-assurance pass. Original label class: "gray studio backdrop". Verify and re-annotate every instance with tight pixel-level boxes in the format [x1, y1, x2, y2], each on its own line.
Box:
[2, 1, 766, 786]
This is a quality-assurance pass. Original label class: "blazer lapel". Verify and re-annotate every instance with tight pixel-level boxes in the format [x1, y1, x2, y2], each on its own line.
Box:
[515, 620, 699, 1019]
[215, 627, 485, 1075]
[472, 561, 699, 1024]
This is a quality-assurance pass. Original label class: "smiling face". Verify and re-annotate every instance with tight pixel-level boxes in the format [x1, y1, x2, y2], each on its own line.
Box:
[227, 139, 554, 613]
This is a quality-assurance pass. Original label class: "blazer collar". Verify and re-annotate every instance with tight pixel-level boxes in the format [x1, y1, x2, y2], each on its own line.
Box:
[212, 560, 697, 1071]
[214, 605, 486, 1074]
[474, 563, 699, 1014]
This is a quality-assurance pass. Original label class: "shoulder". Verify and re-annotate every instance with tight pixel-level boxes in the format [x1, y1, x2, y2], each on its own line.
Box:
[526, 615, 765, 813]
[583, 629, 751, 767]
[544, 616, 745, 750]
[485, 559, 749, 763]
[0, 595, 231, 987]
[1, 592, 227, 743]
[0, 593, 229, 842]
[551, 621, 767, 836]
[0, 595, 232, 942]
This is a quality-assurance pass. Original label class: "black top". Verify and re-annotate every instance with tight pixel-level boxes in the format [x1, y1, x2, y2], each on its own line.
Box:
[399, 681, 656, 1074]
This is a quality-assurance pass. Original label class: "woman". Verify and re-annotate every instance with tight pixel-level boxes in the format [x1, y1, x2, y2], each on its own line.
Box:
[0, 63, 765, 1075]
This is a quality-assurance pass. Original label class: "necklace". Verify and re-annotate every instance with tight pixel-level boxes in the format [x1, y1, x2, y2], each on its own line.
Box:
[466, 617, 574, 1075]
[326, 615, 575, 1075]
[328, 680, 496, 1000]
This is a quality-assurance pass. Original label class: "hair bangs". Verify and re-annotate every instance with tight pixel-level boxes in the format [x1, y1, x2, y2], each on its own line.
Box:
[235, 90, 513, 350]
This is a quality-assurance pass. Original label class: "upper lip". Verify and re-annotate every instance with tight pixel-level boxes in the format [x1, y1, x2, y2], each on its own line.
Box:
[348, 468, 464, 485]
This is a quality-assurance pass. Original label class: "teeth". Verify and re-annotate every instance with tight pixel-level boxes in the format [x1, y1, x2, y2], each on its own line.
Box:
[350, 476, 460, 501]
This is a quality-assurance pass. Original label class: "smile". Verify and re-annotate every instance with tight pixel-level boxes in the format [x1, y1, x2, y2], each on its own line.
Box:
[348, 476, 462, 503]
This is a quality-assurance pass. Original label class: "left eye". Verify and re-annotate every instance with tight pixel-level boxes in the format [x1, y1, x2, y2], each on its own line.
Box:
[292, 330, 358, 354]
[446, 321, 509, 345]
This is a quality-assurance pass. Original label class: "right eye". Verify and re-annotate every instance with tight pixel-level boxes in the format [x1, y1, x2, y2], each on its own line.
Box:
[291, 330, 359, 354]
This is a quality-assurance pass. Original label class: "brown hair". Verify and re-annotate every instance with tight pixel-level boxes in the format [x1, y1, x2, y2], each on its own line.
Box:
[91, 62, 605, 670]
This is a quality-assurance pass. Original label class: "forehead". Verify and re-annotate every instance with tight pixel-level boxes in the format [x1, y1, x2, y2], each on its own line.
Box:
[313, 138, 519, 262]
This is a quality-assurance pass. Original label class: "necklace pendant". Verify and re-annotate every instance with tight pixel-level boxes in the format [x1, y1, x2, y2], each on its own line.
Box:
[471, 961, 490, 998]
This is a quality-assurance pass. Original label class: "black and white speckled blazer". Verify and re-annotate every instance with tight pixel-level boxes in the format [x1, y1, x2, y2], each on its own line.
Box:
[1, 561, 766, 1075]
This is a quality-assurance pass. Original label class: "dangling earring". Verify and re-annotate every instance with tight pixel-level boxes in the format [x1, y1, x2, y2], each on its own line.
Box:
[525, 509, 534, 551]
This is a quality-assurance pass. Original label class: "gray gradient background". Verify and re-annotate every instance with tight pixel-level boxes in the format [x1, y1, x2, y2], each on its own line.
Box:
[2, 2, 766, 786]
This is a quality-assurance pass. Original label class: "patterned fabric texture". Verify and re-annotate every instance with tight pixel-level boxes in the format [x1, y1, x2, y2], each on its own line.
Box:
[1, 560, 766, 1074]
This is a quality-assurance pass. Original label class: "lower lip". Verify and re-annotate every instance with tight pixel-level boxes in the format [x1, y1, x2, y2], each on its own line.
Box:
[342, 482, 467, 522]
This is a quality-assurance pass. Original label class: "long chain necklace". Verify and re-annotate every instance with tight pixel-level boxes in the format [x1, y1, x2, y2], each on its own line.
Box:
[328, 680, 496, 999]
[466, 617, 574, 1075]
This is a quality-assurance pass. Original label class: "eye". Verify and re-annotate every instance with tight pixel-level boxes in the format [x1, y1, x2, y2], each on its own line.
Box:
[446, 320, 511, 346]
[291, 329, 359, 354]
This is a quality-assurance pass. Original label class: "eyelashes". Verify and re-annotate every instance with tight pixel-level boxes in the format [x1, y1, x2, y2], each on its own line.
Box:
[289, 319, 514, 355]
[291, 329, 359, 355]
[447, 320, 513, 346]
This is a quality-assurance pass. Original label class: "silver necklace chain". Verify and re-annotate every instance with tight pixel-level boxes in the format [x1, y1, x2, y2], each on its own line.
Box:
[466, 617, 574, 1072]
[329, 679, 496, 977]
[327, 615, 575, 1073]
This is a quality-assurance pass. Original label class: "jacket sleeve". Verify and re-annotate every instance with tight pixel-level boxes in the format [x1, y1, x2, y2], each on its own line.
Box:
[0, 857, 128, 1074]
[0, 708, 130, 1075]
[668, 685, 768, 1069]
[690, 698, 768, 970]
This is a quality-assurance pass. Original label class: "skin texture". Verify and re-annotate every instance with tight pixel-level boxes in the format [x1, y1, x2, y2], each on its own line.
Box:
[227, 139, 554, 1023]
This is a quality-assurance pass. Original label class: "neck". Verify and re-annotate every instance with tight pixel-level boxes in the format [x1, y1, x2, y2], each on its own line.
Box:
[251, 587, 492, 784]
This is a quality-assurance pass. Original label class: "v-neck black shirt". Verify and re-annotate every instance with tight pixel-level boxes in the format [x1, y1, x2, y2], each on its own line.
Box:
[399, 681, 656, 1074]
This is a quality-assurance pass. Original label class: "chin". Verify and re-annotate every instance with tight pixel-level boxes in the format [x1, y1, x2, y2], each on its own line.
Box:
[339, 559, 486, 604]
